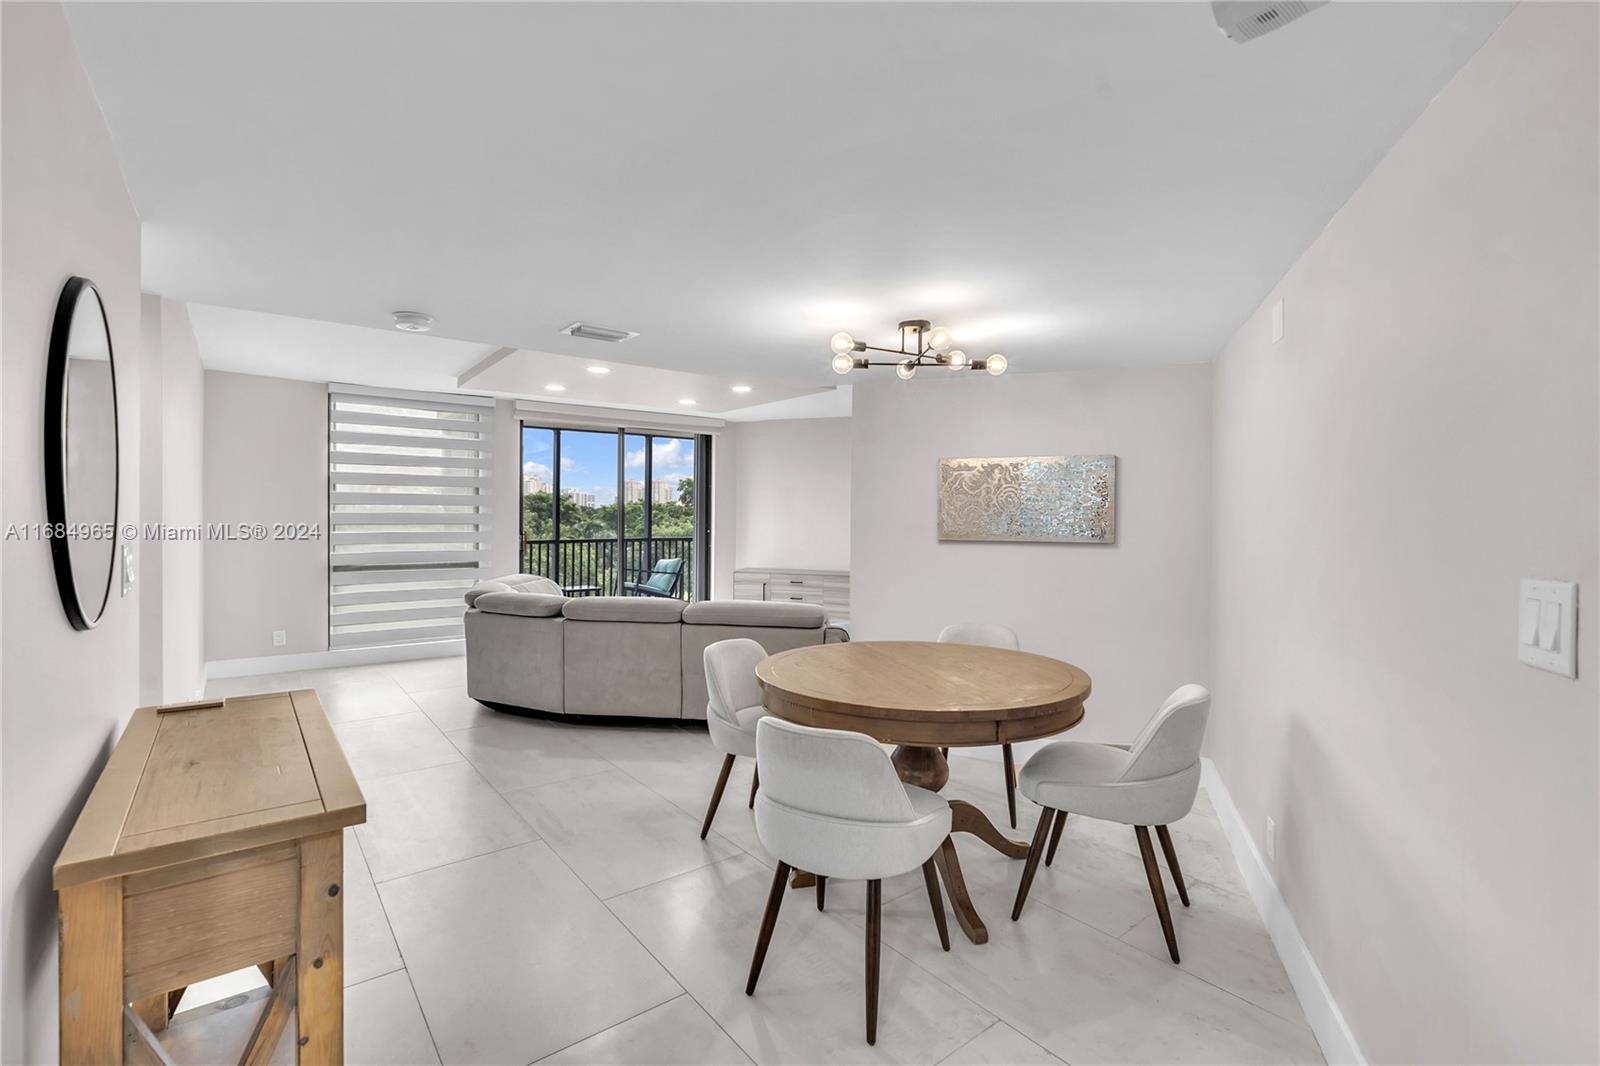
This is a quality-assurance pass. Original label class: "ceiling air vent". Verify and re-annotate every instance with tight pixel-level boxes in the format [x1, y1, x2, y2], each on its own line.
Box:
[1212, 1, 1327, 42]
[560, 321, 639, 343]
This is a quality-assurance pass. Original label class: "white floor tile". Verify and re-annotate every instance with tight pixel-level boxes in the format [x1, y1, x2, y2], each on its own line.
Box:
[1121, 877, 1309, 1026]
[384, 655, 468, 695]
[538, 995, 751, 1065]
[334, 710, 464, 782]
[345, 970, 440, 1065]
[343, 828, 404, 987]
[313, 677, 420, 724]
[447, 714, 613, 793]
[878, 866, 1324, 1065]
[204, 671, 307, 699]
[355, 761, 537, 882]
[608, 852, 996, 1064]
[410, 687, 497, 732]
[504, 768, 743, 899]
[938, 1022, 1062, 1065]
[379, 842, 682, 1065]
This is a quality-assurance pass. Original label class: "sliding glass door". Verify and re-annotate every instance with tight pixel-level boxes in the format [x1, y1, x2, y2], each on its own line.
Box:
[520, 423, 708, 600]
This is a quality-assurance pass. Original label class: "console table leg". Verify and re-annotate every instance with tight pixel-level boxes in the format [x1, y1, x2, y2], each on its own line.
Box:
[60, 879, 124, 1065]
[295, 833, 343, 1064]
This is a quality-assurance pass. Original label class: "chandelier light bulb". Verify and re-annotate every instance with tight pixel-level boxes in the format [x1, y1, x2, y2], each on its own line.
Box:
[926, 326, 953, 353]
[947, 349, 969, 369]
[831, 352, 856, 375]
[984, 353, 1008, 376]
[895, 359, 918, 381]
[830, 331, 856, 356]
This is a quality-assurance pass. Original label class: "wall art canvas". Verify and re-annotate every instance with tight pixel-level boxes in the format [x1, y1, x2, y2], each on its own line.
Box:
[937, 455, 1116, 543]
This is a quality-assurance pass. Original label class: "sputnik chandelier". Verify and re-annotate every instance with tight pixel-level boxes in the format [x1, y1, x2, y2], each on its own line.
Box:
[829, 319, 1008, 380]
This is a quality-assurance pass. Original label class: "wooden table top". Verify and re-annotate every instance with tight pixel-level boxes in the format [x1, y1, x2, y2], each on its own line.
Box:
[757, 641, 1091, 746]
[53, 690, 366, 889]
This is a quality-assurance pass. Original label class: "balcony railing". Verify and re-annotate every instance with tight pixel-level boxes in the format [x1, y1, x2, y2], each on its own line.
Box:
[521, 536, 695, 600]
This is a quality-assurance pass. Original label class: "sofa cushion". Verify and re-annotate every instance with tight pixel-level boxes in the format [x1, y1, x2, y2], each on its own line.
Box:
[473, 591, 567, 618]
[563, 596, 685, 623]
[682, 600, 826, 628]
[464, 573, 564, 606]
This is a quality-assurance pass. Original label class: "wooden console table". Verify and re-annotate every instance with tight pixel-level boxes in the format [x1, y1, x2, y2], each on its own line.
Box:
[54, 690, 366, 1065]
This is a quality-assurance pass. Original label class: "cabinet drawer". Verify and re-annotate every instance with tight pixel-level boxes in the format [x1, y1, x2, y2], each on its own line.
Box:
[769, 575, 825, 592]
[767, 588, 824, 606]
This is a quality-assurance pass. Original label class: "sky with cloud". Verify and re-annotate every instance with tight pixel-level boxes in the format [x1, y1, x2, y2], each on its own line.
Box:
[522, 427, 694, 506]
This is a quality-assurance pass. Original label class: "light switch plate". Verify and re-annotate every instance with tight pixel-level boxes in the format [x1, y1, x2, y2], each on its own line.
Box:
[1519, 578, 1577, 678]
[120, 544, 136, 597]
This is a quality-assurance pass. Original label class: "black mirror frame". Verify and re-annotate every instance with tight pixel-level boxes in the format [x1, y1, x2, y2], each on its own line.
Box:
[44, 275, 120, 631]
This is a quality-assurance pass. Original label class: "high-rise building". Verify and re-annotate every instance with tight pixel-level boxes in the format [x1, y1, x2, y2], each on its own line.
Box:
[523, 475, 550, 496]
[623, 479, 645, 504]
[562, 488, 597, 509]
[651, 479, 679, 505]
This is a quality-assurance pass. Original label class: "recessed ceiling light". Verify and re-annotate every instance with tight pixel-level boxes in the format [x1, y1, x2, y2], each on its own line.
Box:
[586, 366, 612, 376]
[678, 398, 697, 406]
[731, 385, 752, 394]
[392, 310, 433, 333]
[544, 384, 566, 393]
[560, 321, 639, 343]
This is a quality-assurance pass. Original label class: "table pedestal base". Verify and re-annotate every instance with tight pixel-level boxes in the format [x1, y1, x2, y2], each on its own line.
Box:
[790, 744, 1028, 944]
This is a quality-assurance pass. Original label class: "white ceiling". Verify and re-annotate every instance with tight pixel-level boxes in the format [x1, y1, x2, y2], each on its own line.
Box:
[70, 1, 1509, 395]
[188, 302, 835, 418]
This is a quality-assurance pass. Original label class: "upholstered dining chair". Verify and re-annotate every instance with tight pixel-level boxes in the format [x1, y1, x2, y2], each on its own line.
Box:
[937, 622, 1023, 827]
[747, 716, 953, 1045]
[699, 638, 768, 840]
[1010, 684, 1212, 964]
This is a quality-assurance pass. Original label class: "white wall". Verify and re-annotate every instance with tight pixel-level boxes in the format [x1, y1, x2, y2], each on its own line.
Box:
[0, 4, 144, 1059]
[1210, 5, 1598, 1062]
[851, 366, 1212, 747]
[203, 371, 328, 662]
[139, 295, 205, 701]
[732, 418, 850, 572]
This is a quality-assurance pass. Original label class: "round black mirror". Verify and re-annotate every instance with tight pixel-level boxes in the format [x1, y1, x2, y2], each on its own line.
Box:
[45, 276, 120, 630]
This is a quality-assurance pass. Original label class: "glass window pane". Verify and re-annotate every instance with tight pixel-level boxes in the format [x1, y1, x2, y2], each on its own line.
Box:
[521, 426, 555, 579]
[557, 429, 620, 594]
[647, 435, 694, 600]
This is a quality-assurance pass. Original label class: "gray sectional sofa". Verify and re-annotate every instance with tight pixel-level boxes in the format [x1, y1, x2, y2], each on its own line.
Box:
[463, 574, 848, 720]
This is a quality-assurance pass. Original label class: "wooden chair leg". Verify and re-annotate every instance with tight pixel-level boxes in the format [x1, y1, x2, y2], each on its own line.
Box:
[746, 860, 792, 994]
[1135, 826, 1180, 962]
[816, 875, 827, 911]
[921, 858, 950, 951]
[1155, 825, 1190, 906]
[866, 879, 882, 1046]
[1001, 744, 1018, 828]
[749, 765, 759, 809]
[1011, 808, 1056, 921]
[1044, 810, 1068, 867]
[701, 753, 735, 840]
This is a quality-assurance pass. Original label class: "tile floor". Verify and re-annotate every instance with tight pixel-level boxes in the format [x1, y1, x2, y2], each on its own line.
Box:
[201, 657, 1324, 1066]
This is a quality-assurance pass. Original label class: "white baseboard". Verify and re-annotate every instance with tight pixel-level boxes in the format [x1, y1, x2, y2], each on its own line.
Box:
[1201, 757, 1366, 1065]
[205, 638, 464, 680]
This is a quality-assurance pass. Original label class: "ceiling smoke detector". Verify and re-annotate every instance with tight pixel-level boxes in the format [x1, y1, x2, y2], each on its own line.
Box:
[560, 321, 639, 343]
[392, 310, 433, 333]
[1212, 1, 1327, 42]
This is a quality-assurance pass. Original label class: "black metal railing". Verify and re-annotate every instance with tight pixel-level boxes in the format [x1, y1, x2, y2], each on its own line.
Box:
[521, 536, 694, 600]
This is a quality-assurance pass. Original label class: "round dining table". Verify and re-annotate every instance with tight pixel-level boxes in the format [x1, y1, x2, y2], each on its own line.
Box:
[756, 640, 1091, 944]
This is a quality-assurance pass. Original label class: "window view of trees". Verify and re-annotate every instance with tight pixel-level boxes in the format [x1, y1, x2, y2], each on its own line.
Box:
[520, 426, 699, 597]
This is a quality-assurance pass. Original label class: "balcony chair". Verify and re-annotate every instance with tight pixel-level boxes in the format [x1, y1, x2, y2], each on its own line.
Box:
[746, 716, 953, 1046]
[937, 622, 1023, 827]
[623, 556, 684, 598]
[1010, 684, 1212, 964]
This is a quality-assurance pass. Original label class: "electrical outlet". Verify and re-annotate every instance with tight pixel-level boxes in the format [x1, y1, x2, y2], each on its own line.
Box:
[272, 629, 287, 648]
[1265, 816, 1278, 863]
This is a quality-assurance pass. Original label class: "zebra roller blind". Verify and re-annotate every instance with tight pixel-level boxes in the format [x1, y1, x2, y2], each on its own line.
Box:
[328, 386, 494, 649]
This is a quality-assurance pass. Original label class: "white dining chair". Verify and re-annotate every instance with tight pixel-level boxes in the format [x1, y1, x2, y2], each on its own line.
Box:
[937, 622, 1023, 827]
[1010, 684, 1212, 963]
[699, 638, 768, 840]
[747, 716, 953, 1045]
